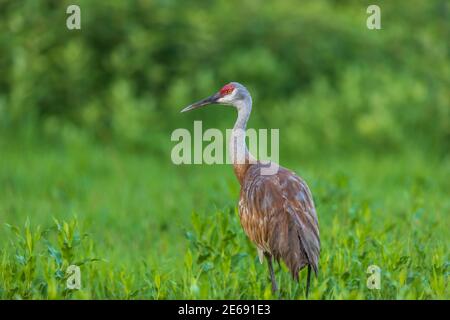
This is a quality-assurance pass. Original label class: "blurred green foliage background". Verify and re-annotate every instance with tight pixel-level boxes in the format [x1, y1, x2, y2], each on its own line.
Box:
[1, 0, 448, 155]
[0, 0, 449, 299]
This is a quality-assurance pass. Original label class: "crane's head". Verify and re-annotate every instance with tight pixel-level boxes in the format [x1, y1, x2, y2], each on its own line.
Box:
[181, 82, 251, 113]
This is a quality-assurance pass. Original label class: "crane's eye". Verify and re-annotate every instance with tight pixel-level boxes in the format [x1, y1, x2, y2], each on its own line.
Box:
[220, 84, 235, 96]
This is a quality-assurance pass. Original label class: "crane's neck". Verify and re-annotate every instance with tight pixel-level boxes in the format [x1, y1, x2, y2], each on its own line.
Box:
[230, 97, 256, 185]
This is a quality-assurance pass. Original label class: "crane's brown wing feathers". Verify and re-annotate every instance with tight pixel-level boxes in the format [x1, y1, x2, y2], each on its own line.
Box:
[239, 164, 320, 279]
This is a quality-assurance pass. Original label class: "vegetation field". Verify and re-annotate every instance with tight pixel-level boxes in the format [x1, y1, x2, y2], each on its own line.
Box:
[0, 137, 448, 299]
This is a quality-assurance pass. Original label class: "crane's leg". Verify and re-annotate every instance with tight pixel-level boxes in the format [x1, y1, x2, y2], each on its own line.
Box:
[305, 265, 311, 299]
[265, 253, 278, 293]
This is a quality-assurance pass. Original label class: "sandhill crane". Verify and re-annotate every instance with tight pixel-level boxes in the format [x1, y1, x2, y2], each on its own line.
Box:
[181, 82, 320, 297]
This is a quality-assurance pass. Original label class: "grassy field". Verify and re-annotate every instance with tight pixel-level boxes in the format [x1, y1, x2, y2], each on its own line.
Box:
[0, 0, 448, 301]
[0, 136, 448, 299]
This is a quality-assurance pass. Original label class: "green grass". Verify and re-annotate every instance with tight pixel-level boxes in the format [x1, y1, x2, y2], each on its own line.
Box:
[0, 137, 448, 299]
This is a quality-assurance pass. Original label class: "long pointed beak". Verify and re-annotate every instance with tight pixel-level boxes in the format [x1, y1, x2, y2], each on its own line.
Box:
[181, 93, 220, 113]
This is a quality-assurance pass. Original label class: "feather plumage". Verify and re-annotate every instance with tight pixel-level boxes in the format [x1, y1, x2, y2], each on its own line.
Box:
[239, 163, 320, 281]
